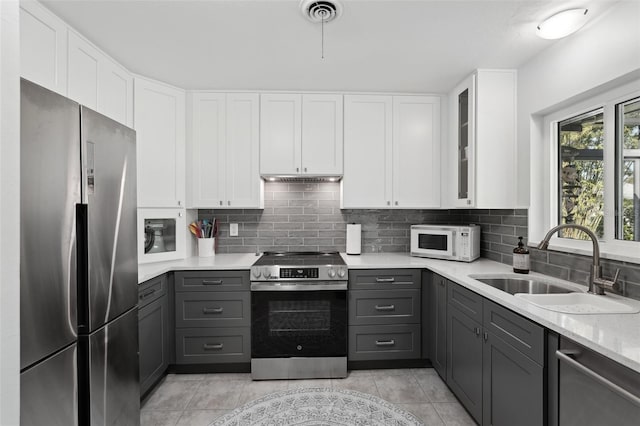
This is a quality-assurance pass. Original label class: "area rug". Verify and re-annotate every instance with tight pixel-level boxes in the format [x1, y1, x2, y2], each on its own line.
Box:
[209, 387, 423, 426]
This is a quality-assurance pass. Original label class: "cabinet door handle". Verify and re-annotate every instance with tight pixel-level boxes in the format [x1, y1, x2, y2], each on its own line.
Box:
[219, 200, 223, 206]
[202, 279, 223, 285]
[474, 327, 480, 336]
[374, 304, 395, 311]
[387, 201, 391, 206]
[483, 332, 488, 342]
[296, 167, 300, 172]
[140, 288, 156, 299]
[375, 339, 396, 347]
[439, 280, 445, 287]
[304, 167, 307, 172]
[203, 307, 223, 314]
[203, 343, 224, 350]
[395, 201, 398, 206]
[228, 201, 231, 206]
[375, 277, 395, 283]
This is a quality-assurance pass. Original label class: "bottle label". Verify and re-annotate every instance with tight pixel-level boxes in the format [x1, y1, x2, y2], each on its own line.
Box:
[513, 254, 530, 271]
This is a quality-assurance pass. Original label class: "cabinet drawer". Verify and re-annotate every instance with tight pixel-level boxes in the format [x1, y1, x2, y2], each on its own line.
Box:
[175, 270, 249, 292]
[483, 299, 544, 364]
[175, 327, 250, 364]
[348, 324, 421, 361]
[448, 282, 483, 323]
[349, 269, 421, 290]
[138, 274, 167, 308]
[349, 289, 421, 325]
[175, 292, 250, 328]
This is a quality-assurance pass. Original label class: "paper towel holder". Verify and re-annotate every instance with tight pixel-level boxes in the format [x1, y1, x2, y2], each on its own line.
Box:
[346, 223, 362, 255]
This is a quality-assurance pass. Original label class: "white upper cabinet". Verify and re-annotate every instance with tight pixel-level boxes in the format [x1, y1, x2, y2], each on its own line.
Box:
[448, 69, 517, 208]
[343, 95, 441, 209]
[302, 94, 343, 175]
[393, 96, 441, 208]
[68, 30, 133, 127]
[19, 0, 68, 95]
[343, 95, 393, 208]
[134, 76, 186, 209]
[187, 92, 262, 209]
[260, 93, 343, 176]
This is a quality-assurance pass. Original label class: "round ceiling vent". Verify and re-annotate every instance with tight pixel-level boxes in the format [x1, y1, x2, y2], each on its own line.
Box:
[300, 0, 343, 24]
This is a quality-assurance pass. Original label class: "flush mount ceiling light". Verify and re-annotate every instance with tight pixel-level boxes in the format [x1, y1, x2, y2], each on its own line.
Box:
[537, 9, 589, 39]
[300, 0, 343, 59]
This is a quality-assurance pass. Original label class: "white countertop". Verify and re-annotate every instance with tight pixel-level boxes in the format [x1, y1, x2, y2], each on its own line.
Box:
[138, 253, 260, 283]
[138, 252, 640, 373]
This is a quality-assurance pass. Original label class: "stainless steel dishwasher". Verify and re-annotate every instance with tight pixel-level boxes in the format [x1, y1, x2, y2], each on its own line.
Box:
[556, 337, 640, 426]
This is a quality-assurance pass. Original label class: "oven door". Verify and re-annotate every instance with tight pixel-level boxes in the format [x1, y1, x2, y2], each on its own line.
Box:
[251, 288, 347, 359]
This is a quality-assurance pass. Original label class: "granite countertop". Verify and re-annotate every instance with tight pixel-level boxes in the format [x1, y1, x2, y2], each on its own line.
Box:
[138, 252, 640, 373]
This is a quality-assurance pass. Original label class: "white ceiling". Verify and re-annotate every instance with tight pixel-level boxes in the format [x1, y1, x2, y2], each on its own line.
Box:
[40, 0, 619, 93]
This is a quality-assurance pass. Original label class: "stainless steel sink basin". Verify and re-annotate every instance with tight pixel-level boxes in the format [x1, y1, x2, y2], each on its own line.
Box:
[474, 277, 575, 295]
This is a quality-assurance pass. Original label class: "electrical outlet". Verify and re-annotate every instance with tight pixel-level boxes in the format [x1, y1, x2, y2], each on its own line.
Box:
[230, 223, 239, 237]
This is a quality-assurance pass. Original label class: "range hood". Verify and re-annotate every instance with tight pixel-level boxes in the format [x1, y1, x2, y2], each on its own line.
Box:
[261, 175, 342, 183]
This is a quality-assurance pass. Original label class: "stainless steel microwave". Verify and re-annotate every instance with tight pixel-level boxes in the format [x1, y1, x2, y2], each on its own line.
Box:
[410, 224, 480, 262]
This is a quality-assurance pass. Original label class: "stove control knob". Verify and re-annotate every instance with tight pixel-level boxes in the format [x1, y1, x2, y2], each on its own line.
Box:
[327, 269, 336, 278]
[337, 269, 346, 278]
[252, 268, 261, 278]
[263, 268, 272, 279]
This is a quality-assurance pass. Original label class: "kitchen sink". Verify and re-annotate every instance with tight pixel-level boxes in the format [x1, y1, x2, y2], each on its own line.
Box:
[472, 276, 575, 295]
[515, 293, 640, 314]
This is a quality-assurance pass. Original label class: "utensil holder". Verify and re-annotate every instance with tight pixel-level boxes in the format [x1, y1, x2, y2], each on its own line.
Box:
[198, 238, 215, 257]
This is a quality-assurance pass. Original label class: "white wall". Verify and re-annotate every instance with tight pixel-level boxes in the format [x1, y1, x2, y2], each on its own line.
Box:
[0, 1, 21, 425]
[518, 1, 640, 239]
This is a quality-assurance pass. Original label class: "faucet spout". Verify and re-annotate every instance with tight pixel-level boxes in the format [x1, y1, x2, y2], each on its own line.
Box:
[537, 223, 617, 295]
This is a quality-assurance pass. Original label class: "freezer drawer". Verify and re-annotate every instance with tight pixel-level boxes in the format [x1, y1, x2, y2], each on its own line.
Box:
[79, 307, 140, 426]
[21, 343, 78, 426]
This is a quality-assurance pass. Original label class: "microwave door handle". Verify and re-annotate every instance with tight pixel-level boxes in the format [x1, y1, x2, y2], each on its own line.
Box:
[450, 230, 456, 257]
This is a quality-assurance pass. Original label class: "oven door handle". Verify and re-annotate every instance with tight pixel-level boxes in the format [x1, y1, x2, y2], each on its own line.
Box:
[251, 281, 348, 291]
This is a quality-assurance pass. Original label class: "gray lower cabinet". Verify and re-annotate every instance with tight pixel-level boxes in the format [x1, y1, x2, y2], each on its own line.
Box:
[138, 274, 171, 396]
[429, 273, 447, 379]
[348, 269, 421, 361]
[446, 282, 544, 426]
[174, 270, 250, 365]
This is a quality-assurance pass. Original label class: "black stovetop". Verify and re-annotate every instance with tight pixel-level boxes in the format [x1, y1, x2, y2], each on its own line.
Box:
[253, 251, 346, 267]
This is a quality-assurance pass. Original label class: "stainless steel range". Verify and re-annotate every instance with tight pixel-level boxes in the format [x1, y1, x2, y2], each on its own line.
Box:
[250, 251, 348, 380]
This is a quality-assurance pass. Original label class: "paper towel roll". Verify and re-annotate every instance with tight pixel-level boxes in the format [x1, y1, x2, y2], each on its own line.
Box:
[346, 224, 362, 255]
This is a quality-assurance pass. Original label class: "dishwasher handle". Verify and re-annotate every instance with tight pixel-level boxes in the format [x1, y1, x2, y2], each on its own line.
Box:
[556, 350, 640, 406]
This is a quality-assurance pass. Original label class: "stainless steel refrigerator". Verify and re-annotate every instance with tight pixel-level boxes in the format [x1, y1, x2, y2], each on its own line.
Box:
[20, 79, 140, 425]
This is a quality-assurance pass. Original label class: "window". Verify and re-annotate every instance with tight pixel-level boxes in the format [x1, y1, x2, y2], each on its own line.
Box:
[616, 98, 640, 242]
[558, 109, 604, 240]
[532, 81, 640, 263]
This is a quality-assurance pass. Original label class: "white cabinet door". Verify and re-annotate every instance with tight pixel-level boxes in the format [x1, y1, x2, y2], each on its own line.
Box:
[343, 95, 393, 208]
[226, 93, 261, 208]
[393, 96, 441, 208]
[97, 59, 133, 127]
[188, 92, 226, 208]
[67, 30, 99, 109]
[447, 69, 516, 208]
[19, 0, 68, 95]
[260, 94, 302, 175]
[134, 77, 186, 208]
[302, 94, 343, 175]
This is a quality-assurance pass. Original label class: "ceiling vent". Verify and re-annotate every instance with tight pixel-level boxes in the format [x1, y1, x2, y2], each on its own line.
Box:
[300, 0, 343, 24]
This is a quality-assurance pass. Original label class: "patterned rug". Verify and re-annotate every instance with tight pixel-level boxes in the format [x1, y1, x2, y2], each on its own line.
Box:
[209, 387, 422, 426]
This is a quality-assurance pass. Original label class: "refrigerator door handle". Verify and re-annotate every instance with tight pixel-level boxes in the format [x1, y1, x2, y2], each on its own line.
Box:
[76, 203, 89, 333]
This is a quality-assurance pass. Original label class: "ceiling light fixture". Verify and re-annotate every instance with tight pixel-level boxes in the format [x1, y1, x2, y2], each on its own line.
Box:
[537, 9, 589, 39]
[300, 0, 343, 59]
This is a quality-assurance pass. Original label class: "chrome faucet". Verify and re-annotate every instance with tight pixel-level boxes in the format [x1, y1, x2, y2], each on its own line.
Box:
[537, 223, 620, 295]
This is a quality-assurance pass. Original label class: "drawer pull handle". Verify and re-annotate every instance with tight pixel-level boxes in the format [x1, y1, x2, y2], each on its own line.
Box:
[375, 278, 395, 283]
[202, 279, 223, 285]
[203, 307, 224, 314]
[375, 304, 395, 311]
[203, 343, 224, 350]
[375, 339, 396, 347]
[140, 288, 156, 299]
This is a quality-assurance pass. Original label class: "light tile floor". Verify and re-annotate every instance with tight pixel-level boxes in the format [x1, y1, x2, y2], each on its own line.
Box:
[141, 368, 476, 426]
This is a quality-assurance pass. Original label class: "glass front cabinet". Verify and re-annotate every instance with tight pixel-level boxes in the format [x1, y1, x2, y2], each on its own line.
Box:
[448, 69, 517, 209]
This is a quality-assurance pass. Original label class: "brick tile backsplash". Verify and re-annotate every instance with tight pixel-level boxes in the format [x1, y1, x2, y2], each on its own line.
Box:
[198, 182, 640, 300]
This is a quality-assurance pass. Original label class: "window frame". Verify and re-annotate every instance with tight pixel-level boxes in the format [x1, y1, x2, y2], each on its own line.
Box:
[532, 80, 640, 264]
